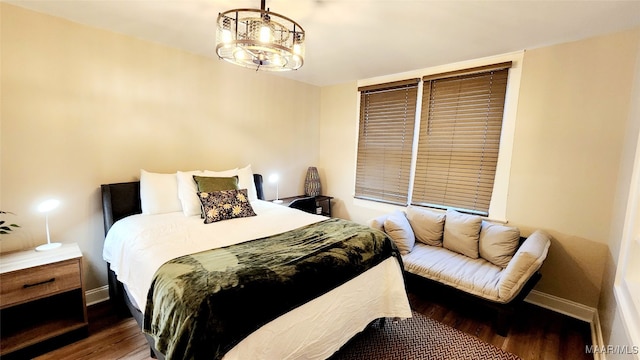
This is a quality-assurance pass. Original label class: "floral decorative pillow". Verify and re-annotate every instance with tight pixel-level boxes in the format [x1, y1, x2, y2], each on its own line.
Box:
[198, 189, 256, 224]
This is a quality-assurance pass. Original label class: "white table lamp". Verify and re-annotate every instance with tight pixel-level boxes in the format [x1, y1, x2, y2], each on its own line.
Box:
[36, 199, 62, 251]
[269, 174, 283, 204]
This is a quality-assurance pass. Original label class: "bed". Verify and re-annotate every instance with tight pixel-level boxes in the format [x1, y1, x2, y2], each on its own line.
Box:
[101, 171, 412, 360]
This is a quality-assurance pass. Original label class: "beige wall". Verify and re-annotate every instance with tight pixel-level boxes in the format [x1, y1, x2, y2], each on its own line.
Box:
[508, 28, 639, 307]
[0, 4, 321, 290]
[319, 28, 640, 309]
[3, 3, 640, 347]
[599, 32, 640, 352]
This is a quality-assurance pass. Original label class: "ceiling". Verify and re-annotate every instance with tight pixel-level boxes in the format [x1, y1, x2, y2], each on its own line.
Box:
[5, 0, 640, 86]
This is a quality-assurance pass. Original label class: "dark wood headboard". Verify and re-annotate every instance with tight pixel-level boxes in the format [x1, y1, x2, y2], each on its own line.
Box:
[100, 173, 264, 236]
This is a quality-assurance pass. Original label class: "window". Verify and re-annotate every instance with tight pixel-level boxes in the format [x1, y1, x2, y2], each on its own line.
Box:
[412, 63, 510, 215]
[355, 62, 512, 216]
[355, 79, 419, 205]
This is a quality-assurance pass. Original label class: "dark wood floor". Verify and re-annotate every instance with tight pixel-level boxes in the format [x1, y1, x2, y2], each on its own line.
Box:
[29, 289, 593, 360]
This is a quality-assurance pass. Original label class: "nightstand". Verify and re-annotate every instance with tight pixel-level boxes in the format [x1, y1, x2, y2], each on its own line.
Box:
[278, 195, 333, 217]
[0, 243, 88, 357]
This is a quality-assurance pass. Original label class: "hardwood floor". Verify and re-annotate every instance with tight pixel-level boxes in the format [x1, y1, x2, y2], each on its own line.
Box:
[30, 290, 593, 360]
[407, 292, 593, 360]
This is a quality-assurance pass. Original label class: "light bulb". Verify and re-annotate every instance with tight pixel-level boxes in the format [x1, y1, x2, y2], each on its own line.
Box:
[293, 44, 302, 55]
[38, 199, 60, 213]
[269, 174, 279, 183]
[272, 55, 283, 66]
[234, 48, 246, 60]
[259, 25, 272, 43]
[221, 29, 232, 44]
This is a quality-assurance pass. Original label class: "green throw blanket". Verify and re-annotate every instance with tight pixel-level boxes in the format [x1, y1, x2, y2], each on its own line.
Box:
[143, 218, 401, 360]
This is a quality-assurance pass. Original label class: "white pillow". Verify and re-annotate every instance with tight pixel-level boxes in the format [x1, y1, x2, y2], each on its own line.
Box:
[176, 170, 204, 217]
[237, 164, 258, 202]
[140, 169, 182, 215]
[383, 211, 415, 255]
[202, 168, 238, 178]
[442, 209, 482, 258]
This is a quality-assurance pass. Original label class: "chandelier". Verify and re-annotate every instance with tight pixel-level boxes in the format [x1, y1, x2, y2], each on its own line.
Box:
[215, 0, 305, 71]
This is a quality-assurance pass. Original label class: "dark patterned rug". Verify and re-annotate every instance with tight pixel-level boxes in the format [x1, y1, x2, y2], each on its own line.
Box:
[330, 311, 521, 360]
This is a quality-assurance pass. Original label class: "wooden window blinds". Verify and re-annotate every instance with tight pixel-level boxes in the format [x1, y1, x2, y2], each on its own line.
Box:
[355, 79, 419, 205]
[411, 63, 511, 215]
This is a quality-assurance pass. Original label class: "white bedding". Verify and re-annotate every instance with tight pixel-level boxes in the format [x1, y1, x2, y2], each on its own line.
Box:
[103, 200, 411, 359]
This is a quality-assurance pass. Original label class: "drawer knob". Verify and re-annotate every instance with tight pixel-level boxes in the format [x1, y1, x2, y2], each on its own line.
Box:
[23, 278, 55, 288]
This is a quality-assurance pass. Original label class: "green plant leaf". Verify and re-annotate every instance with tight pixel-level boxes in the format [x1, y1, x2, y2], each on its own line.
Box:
[0, 212, 19, 234]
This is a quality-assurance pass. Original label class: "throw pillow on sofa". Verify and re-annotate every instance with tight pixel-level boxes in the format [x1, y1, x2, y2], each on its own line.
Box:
[384, 210, 415, 255]
[406, 206, 445, 246]
[443, 209, 482, 258]
[479, 221, 521, 268]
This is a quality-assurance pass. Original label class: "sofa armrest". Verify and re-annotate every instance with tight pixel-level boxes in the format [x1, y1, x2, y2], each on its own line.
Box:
[368, 213, 391, 232]
[497, 230, 551, 302]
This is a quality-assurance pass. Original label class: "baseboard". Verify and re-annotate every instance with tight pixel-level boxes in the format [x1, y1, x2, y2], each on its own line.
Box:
[590, 309, 607, 360]
[87, 285, 597, 318]
[525, 290, 604, 358]
[525, 289, 596, 323]
[86, 285, 110, 306]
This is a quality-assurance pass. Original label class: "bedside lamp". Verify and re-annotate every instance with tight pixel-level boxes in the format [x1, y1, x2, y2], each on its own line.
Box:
[35, 199, 61, 251]
[269, 174, 283, 204]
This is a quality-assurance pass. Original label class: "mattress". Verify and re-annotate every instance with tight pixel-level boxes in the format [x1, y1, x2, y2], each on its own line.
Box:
[103, 199, 412, 359]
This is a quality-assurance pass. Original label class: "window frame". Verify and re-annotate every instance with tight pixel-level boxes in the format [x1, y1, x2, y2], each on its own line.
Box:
[353, 52, 524, 222]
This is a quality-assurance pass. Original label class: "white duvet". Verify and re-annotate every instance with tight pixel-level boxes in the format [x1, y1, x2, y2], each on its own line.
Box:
[103, 200, 411, 359]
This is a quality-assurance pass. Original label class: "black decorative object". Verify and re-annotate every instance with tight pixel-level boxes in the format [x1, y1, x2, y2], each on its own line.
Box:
[304, 167, 321, 197]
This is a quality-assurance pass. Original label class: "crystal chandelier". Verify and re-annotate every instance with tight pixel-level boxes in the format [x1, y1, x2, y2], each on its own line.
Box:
[215, 0, 305, 71]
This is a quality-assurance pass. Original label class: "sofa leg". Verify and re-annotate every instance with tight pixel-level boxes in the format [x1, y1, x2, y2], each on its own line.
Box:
[496, 307, 514, 336]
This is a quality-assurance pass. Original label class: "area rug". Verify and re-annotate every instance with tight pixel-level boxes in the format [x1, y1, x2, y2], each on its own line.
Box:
[330, 311, 521, 360]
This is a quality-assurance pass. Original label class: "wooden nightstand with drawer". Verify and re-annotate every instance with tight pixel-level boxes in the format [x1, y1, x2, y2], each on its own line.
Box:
[0, 243, 88, 357]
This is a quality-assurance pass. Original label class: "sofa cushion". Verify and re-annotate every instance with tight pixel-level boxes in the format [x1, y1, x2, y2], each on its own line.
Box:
[497, 230, 551, 302]
[368, 214, 388, 233]
[406, 206, 445, 247]
[479, 221, 521, 268]
[402, 243, 503, 302]
[384, 211, 415, 255]
[443, 209, 482, 258]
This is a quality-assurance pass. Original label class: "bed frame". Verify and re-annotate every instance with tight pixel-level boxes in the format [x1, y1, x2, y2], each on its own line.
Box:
[100, 174, 265, 359]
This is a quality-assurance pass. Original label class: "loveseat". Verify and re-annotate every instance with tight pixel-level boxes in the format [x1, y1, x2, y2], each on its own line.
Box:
[369, 206, 551, 335]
